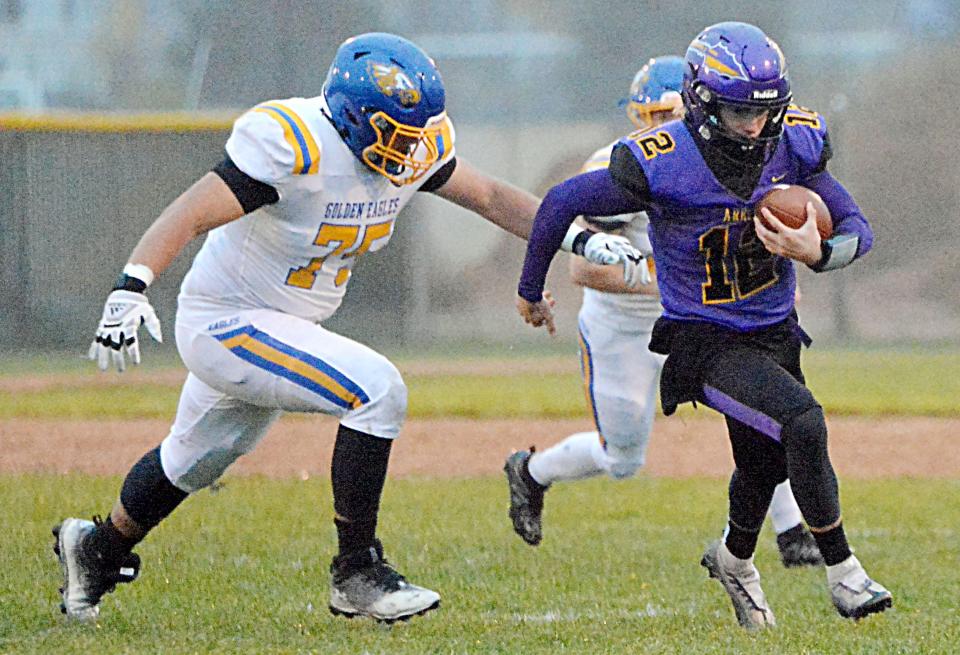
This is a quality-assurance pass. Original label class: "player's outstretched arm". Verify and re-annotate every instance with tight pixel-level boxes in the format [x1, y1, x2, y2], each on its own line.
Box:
[126, 173, 246, 277]
[431, 157, 539, 240]
[89, 173, 246, 372]
[432, 158, 646, 275]
[517, 169, 643, 310]
[567, 219, 657, 294]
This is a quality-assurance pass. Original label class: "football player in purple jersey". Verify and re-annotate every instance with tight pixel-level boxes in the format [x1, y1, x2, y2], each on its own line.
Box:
[504, 55, 824, 570]
[514, 22, 892, 628]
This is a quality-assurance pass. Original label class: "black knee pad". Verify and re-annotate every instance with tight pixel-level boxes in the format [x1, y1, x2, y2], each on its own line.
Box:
[781, 405, 827, 455]
[120, 447, 189, 530]
[780, 405, 840, 528]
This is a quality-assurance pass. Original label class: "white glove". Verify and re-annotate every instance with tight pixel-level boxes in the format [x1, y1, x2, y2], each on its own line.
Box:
[88, 290, 163, 372]
[583, 233, 652, 287]
[621, 252, 653, 289]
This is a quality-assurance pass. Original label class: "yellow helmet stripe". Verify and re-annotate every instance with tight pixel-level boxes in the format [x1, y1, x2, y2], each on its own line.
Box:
[253, 103, 320, 175]
[703, 55, 741, 78]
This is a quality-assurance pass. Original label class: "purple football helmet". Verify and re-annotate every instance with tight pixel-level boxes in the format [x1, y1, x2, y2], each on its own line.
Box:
[682, 22, 791, 159]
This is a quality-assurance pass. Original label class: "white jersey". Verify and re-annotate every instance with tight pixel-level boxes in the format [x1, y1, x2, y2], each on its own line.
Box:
[578, 142, 661, 328]
[181, 96, 455, 323]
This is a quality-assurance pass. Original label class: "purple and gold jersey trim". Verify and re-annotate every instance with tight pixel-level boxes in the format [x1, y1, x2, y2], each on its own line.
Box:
[215, 326, 368, 409]
[253, 103, 320, 175]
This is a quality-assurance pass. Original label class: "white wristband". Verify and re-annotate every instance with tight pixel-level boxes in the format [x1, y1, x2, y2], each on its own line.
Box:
[123, 263, 156, 287]
[560, 224, 585, 253]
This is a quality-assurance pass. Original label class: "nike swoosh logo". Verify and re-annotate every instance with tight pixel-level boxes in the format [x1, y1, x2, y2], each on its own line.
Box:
[771, 174, 786, 183]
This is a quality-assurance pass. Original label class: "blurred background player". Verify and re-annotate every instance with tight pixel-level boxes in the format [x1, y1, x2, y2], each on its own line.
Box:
[53, 32, 639, 624]
[505, 56, 823, 569]
[514, 22, 892, 628]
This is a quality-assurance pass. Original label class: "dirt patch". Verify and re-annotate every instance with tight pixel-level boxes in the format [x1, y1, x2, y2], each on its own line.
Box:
[2, 415, 957, 479]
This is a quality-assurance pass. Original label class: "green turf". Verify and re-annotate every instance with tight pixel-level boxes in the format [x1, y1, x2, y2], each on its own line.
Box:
[1, 348, 958, 419]
[3, 474, 957, 654]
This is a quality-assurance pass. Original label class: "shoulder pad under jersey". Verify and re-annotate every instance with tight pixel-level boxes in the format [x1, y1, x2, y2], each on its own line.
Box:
[782, 104, 830, 178]
[580, 141, 616, 173]
[225, 99, 322, 185]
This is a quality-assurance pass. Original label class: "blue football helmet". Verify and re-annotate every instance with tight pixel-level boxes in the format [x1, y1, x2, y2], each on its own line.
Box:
[625, 55, 685, 130]
[682, 22, 791, 158]
[323, 33, 447, 185]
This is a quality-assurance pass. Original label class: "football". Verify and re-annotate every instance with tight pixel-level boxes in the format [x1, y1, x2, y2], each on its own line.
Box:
[755, 184, 833, 239]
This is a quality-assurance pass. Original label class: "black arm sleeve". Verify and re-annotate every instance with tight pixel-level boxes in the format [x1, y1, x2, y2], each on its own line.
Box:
[419, 157, 458, 193]
[608, 144, 652, 207]
[212, 154, 280, 214]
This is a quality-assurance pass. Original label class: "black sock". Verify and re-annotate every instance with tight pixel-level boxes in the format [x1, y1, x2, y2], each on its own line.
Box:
[725, 467, 774, 560]
[120, 446, 189, 530]
[84, 516, 139, 566]
[523, 454, 547, 490]
[331, 424, 392, 556]
[812, 523, 852, 566]
[725, 520, 761, 560]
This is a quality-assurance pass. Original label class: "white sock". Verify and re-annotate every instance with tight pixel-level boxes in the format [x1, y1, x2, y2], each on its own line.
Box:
[718, 539, 754, 570]
[769, 479, 805, 535]
[826, 554, 861, 585]
[527, 432, 604, 486]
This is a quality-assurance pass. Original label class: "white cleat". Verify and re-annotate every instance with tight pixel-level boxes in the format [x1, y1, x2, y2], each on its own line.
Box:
[701, 539, 775, 630]
[52, 517, 140, 621]
[329, 540, 440, 624]
[827, 555, 893, 620]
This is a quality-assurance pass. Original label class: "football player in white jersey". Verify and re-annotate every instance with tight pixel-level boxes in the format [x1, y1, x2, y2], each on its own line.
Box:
[505, 56, 824, 568]
[53, 33, 645, 624]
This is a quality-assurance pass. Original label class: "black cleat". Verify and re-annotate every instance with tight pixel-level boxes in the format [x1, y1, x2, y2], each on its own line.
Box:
[503, 448, 548, 546]
[777, 524, 825, 568]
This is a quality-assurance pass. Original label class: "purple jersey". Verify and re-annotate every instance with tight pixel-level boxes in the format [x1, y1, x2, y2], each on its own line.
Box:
[619, 106, 832, 331]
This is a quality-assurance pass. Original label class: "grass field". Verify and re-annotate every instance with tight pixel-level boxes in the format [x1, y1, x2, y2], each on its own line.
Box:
[4, 475, 959, 654]
[3, 347, 960, 419]
[2, 348, 959, 653]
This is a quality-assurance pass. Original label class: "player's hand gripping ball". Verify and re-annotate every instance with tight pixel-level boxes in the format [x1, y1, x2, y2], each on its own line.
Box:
[755, 185, 833, 239]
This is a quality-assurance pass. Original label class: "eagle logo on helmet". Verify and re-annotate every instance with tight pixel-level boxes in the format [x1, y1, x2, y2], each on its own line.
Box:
[689, 39, 749, 81]
[368, 61, 421, 107]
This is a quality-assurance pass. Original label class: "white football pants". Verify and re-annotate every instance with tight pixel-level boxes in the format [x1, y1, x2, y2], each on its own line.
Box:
[528, 307, 807, 534]
[529, 311, 663, 483]
[158, 297, 406, 492]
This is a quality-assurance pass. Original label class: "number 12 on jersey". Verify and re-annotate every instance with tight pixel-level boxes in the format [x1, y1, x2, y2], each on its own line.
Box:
[699, 225, 779, 304]
[286, 221, 392, 289]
